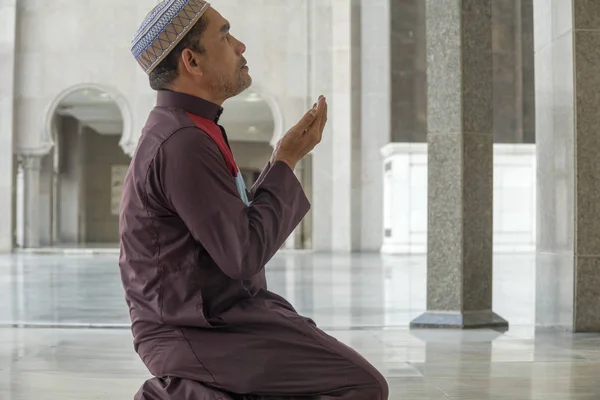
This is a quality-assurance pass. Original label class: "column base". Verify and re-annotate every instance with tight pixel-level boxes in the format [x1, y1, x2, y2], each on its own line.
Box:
[410, 310, 509, 330]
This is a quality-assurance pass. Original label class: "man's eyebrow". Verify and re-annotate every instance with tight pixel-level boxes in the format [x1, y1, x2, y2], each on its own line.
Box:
[220, 23, 230, 33]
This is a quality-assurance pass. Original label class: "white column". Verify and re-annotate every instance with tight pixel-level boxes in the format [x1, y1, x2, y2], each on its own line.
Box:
[310, 0, 335, 251]
[535, 0, 600, 332]
[310, 0, 362, 252]
[360, 0, 391, 251]
[20, 154, 43, 249]
[330, 0, 359, 252]
[0, 1, 17, 252]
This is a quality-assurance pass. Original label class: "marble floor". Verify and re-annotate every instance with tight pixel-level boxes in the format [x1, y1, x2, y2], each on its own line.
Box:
[0, 252, 599, 399]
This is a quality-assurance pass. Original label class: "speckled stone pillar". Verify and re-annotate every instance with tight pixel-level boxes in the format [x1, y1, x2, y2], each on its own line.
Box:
[535, 0, 600, 332]
[410, 0, 508, 330]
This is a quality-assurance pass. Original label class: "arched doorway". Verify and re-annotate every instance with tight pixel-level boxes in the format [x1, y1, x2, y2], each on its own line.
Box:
[41, 87, 130, 247]
[222, 89, 313, 249]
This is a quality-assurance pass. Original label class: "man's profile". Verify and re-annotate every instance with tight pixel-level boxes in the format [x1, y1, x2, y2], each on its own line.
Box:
[119, 0, 389, 398]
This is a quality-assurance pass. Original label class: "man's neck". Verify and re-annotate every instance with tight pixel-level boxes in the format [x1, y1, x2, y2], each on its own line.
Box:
[167, 84, 224, 106]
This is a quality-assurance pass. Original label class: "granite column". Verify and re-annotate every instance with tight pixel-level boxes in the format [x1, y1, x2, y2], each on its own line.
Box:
[410, 0, 508, 329]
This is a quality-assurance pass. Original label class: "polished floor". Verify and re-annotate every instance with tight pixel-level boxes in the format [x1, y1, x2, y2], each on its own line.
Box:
[0, 252, 599, 399]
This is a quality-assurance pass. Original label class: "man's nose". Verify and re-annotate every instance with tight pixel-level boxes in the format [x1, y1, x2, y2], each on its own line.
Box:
[237, 39, 246, 55]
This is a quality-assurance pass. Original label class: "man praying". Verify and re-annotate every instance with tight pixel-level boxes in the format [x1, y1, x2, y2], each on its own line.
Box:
[119, 1, 389, 398]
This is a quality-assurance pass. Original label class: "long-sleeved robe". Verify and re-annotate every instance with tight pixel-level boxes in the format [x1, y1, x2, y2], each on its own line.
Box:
[119, 90, 388, 400]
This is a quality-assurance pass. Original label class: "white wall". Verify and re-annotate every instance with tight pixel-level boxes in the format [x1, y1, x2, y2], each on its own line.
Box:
[381, 143, 537, 254]
[11, 0, 392, 252]
[14, 0, 153, 155]
[14, 0, 310, 155]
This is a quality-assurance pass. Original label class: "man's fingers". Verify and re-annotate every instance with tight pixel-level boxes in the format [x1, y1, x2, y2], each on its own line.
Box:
[319, 100, 328, 133]
[312, 99, 327, 141]
[316, 96, 326, 113]
[311, 97, 326, 133]
[294, 108, 319, 132]
[293, 96, 325, 132]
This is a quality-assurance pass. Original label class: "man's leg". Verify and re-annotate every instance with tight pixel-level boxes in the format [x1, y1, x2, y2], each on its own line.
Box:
[184, 295, 389, 399]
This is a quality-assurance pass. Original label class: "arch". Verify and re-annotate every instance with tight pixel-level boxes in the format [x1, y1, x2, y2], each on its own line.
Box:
[246, 83, 285, 148]
[42, 83, 135, 157]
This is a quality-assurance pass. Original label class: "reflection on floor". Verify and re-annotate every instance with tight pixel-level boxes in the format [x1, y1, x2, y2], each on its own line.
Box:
[0, 252, 599, 399]
[0, 252, 536, 329]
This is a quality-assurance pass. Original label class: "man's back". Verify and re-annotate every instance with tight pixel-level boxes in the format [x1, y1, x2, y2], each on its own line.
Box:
[119, 91, 269, 348]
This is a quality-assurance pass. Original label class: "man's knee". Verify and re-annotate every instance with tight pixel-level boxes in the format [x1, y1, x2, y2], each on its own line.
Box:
[377, 374, 390, 399]
[341, 362, 388, 400]
[331, 346, 389, 399]
[347, 380, 388, 400]
[364, 368, 389, 400]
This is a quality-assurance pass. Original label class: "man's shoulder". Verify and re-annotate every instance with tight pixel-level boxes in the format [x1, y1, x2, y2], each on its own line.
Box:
[136, 107, 217, 161]
[143, 106, 197, 144]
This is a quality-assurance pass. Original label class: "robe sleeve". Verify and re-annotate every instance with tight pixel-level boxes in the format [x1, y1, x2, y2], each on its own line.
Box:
[157, 127, 310, 281]
[249, 161, 273, 200]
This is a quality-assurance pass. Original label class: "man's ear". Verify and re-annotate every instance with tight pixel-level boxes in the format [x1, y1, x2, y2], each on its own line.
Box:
[180, 48, 203, 76]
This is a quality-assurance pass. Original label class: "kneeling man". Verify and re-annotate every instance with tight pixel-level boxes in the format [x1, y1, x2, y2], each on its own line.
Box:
[120, 1, 389, 399]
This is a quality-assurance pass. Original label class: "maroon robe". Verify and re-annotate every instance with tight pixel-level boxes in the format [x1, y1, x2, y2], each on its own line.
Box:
[119, 90, 388, 399]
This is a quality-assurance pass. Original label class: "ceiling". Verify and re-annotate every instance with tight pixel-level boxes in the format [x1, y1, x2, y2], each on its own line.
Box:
[54, 88, 276, 142]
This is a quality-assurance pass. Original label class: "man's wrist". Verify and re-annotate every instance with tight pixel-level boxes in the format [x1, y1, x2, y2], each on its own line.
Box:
[273, 156, 297, 171]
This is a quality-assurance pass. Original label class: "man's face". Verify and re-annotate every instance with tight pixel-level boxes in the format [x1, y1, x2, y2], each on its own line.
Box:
[196, 7, 252, 99]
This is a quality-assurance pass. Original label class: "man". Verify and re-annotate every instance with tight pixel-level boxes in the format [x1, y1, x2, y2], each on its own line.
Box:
[120, 1, 389, 399]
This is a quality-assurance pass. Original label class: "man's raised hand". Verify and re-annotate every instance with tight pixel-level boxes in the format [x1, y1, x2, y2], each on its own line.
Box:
[272, 96, 328, 170]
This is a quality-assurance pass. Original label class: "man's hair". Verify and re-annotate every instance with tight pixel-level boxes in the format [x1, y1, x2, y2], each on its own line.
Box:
[148, 17, 209, 91]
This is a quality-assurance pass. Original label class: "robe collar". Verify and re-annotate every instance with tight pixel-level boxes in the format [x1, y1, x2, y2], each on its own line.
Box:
[156, 90, 224, 123]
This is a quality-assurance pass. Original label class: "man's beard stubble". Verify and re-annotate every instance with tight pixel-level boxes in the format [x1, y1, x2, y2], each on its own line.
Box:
[209, 61, 252, 99]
